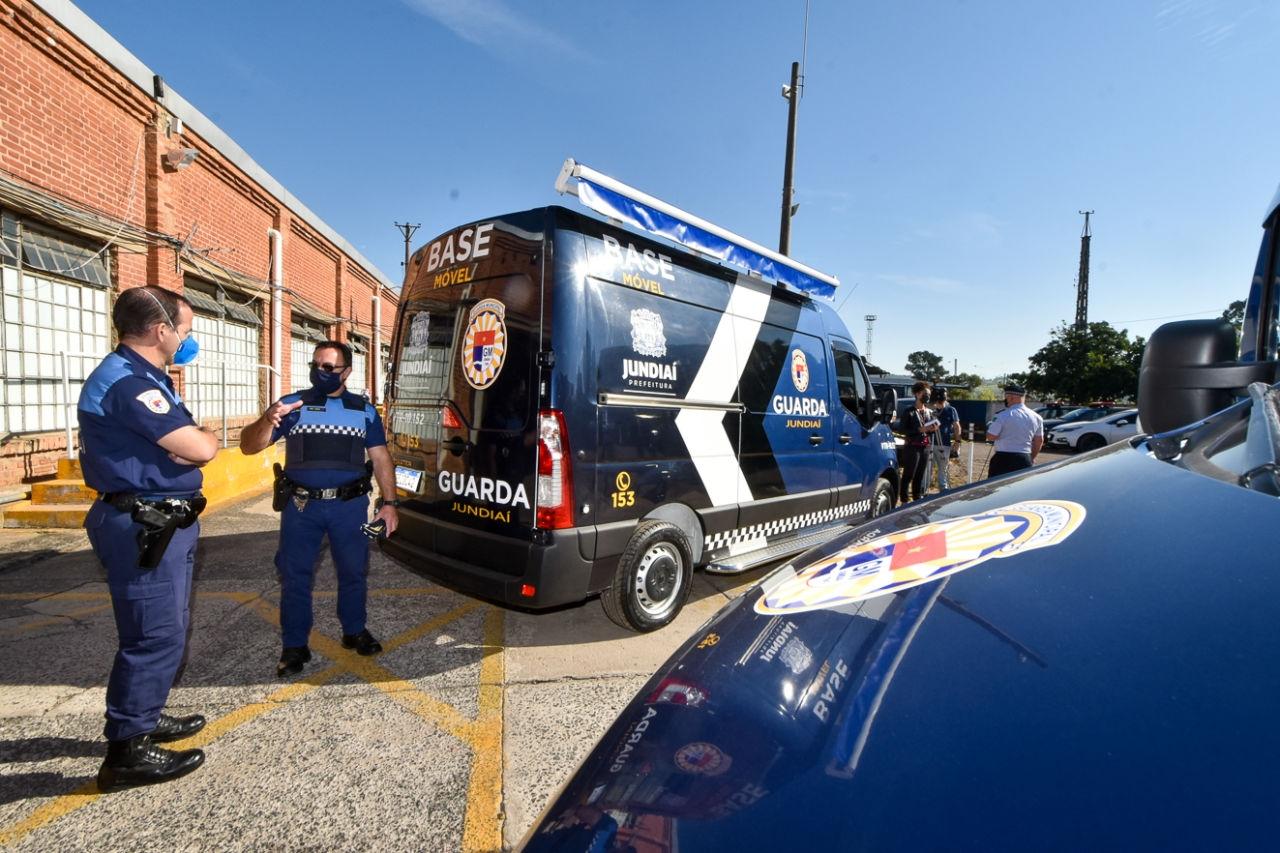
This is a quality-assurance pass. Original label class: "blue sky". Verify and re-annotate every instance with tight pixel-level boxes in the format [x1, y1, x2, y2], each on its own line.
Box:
[75, 0, 1279, 377]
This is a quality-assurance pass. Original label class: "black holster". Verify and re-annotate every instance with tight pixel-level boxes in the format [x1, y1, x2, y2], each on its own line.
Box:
[272, 462, 288, 513]
[130, 496, 206, 570]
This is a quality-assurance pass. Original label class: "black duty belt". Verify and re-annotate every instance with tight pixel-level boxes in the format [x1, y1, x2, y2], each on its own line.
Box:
[285, 479, 371, 502]
[97, 492, 207, 570]
[100, 492, 204, 513]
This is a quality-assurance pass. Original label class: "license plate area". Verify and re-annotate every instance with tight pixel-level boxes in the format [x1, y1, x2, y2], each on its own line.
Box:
[395, 465, 424, 493]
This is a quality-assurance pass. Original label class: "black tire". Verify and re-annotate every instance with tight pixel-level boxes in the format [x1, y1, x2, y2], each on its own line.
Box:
[601, 520, 693, 633]
[1076, 433, 1105, 453]
[868, 477, 895, 518]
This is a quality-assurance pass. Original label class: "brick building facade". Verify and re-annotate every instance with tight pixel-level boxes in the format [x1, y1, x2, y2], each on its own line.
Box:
[0, 0, 399, 491]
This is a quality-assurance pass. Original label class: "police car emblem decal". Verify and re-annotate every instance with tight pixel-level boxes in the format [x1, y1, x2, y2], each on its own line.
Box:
[629, 308, 667, 358]
[135, 389, 171, 414]
[791, 348, 810, 392]
[461, 299, 507, 390]
[756, 500, 1086, 615]
[408, 311, 431, 348]
[674, 742, 732, 776]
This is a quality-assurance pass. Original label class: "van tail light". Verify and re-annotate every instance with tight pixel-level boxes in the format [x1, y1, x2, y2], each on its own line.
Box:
[536, 408, 574, 530]
[441, 404, 463, 430]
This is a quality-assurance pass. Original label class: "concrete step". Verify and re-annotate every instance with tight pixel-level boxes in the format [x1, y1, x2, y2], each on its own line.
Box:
[2, 501, 91, 529]
[30, 479, 96, 505]
[57, 458, 83, 480]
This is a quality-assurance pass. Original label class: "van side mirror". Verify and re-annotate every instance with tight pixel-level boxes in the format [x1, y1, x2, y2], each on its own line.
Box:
[1138, 319, 1274, 433]
[878, 388, 898, 424]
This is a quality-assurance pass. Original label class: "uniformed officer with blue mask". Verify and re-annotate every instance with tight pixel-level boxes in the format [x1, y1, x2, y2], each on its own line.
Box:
[78, 285, 219, 792]
[240, 340, 399, 678]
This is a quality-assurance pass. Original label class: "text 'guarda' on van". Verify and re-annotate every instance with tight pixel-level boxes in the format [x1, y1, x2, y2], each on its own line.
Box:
[380, 159, 901, 631]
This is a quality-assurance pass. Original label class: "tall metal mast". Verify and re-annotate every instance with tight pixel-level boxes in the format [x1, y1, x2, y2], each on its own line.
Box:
[778, 1, 810, 255]
[864, 314, 877, 359]
[1075, 210, 1093, 331]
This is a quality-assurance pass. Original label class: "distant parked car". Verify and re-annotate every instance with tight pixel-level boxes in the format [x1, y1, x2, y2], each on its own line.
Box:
[1041, 405, 1126, 432]
[1045, 408, 1139, 452]
[1033, 403, 1075, 420]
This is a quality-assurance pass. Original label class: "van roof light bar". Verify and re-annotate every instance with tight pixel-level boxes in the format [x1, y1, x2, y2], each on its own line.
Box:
[555, 158, 839, 300]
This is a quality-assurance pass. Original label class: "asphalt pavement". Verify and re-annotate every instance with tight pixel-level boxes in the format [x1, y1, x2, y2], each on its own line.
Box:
[0, 446, 1073, 850]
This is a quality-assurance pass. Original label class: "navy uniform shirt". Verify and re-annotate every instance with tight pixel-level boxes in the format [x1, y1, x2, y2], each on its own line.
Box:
[77, 345, 203, 496]
[271, 389, 387, 489]
[987, 403, 1044, 454]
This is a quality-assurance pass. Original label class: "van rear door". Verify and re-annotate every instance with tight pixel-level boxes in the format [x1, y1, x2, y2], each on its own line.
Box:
[388, 218, 543, 540]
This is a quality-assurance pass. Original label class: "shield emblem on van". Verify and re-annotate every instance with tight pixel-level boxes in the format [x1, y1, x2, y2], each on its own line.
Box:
[461, 299, 507, 390]
[408, 311, 431, 348]
[629, 308, 668, 358]
[791, 348, 810, 392]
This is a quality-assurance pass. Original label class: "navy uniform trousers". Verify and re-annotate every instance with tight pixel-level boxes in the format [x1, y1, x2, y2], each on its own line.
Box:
[86, 501, 198, 742]
[274, 494, 371, 648]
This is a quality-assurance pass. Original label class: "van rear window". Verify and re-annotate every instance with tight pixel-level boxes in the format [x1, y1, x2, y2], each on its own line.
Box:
[392, 274, 537, 431]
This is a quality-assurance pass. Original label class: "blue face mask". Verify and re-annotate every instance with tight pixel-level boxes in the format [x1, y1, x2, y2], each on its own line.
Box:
[172, 335, 199, 366]
[310, 366, 345, 395]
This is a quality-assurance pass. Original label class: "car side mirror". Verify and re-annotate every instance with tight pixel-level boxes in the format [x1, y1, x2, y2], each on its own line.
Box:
[1138, 319, 1275, 433]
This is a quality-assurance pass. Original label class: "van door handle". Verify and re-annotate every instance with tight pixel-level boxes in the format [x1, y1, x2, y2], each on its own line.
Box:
[809, 434, 823, 446]
[839, 433, 851, 444]
[442, 436, 468, 456]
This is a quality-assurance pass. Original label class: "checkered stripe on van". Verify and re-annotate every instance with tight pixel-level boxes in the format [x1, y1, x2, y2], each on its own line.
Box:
[703, 499, 872, 550]
[289, 424, 365, 437]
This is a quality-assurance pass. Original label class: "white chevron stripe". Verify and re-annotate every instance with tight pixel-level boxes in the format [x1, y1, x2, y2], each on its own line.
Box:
[676, 280, 771, 507]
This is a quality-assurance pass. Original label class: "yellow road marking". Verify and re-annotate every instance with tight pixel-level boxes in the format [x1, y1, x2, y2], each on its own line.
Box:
[0, 596, 481, 847]
[463, 606, 506, 853]
[0, 602, 114, 636]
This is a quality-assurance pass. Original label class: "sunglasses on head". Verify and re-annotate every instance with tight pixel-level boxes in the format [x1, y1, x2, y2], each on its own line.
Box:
[310, 361, 347, 374]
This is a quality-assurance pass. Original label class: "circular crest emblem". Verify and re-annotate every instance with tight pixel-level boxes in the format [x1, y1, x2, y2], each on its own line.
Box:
[790, 349, 810, 393]
[461, 299, 507, 390]
[674, 742, 732, 777]
[756, 500, 1087, 615]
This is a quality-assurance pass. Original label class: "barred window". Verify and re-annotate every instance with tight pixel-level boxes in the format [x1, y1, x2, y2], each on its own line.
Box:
[290, 315, 328, 392]
[0, 214, 111, 435]
[347, 335, 368, 396]
[183, 281, 262, 423]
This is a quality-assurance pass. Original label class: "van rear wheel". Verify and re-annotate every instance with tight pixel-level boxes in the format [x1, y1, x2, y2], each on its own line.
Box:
[602, 520, 693, 633]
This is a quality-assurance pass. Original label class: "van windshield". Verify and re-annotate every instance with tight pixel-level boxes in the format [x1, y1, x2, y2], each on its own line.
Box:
[392, 274, 537, 432]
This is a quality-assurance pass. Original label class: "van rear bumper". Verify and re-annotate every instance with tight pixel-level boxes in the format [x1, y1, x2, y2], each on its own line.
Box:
[379, 510, 595, 609]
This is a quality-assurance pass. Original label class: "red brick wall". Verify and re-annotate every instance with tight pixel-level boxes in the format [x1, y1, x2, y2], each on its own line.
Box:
[0, 0, 398, 492]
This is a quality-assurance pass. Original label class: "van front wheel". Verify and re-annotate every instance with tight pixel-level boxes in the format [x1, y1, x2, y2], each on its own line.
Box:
[869, 478, 895, 518]
[602, 520, 693, 633]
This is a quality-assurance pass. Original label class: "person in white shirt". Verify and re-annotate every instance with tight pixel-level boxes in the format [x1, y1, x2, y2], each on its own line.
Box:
[985, 383, 1043, 478]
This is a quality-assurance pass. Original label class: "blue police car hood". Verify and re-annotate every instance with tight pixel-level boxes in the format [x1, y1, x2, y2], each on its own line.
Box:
[523, 403, 1280, 850]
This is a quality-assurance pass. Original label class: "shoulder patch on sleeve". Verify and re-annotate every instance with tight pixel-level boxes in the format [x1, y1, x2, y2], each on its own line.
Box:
[136, 388, 171, 414]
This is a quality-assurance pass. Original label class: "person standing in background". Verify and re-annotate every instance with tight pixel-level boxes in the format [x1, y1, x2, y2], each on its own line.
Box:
[930, 388, 960, 492]
[898, 381, 938, 503]
[986, 383, 1044, 477]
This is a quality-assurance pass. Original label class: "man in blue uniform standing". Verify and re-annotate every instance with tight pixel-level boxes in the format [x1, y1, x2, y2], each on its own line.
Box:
[240, 340, 399, 678]
[985, 383, 1044, 478]
[78, 285, 219, 791]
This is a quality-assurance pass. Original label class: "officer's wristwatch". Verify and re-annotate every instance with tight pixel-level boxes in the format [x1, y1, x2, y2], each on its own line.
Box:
[375, 498, 402, 510]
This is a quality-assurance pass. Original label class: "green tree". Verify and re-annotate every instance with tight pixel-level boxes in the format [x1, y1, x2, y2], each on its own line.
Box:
[942, 371, 983, 399]
[905, 350, 947, 383]
[1222, 299, 1245, 333]
[1022, 322, 1146, 402]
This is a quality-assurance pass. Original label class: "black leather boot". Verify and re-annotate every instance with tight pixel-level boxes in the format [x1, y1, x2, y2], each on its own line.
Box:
[341, 629, 382, 656]
[277, 645, 312, 678]
[150, 712, 206, 743]
[96, 734, 204, 792]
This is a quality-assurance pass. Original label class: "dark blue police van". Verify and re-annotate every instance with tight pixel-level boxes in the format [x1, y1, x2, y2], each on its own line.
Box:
[519, 186, 1280, 849]
[382, 161, 899, 631]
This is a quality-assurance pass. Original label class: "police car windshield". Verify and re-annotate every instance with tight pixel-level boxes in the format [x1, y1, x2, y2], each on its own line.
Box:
[1151, 381, 1280, 496]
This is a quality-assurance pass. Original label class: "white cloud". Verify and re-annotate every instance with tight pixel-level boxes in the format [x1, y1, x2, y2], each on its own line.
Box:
[402, 0, 591, 62]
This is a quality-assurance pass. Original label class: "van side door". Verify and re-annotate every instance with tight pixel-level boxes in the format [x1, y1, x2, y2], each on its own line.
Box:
[829, 339, 885, 512]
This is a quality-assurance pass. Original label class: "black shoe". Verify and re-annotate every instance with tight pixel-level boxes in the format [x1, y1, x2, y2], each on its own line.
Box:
[277, 645, 312, 678]
[96, 734, 204, 792]
[150, 712, 206, 743]
[341, 629, 382, 656]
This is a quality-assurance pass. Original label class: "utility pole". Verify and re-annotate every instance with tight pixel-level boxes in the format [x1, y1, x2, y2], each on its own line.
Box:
[778, 1, 810, 255]
[394, 221, 420, 272]
[864, 314, 877, 359]
[1075, 210, 1093, 331]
